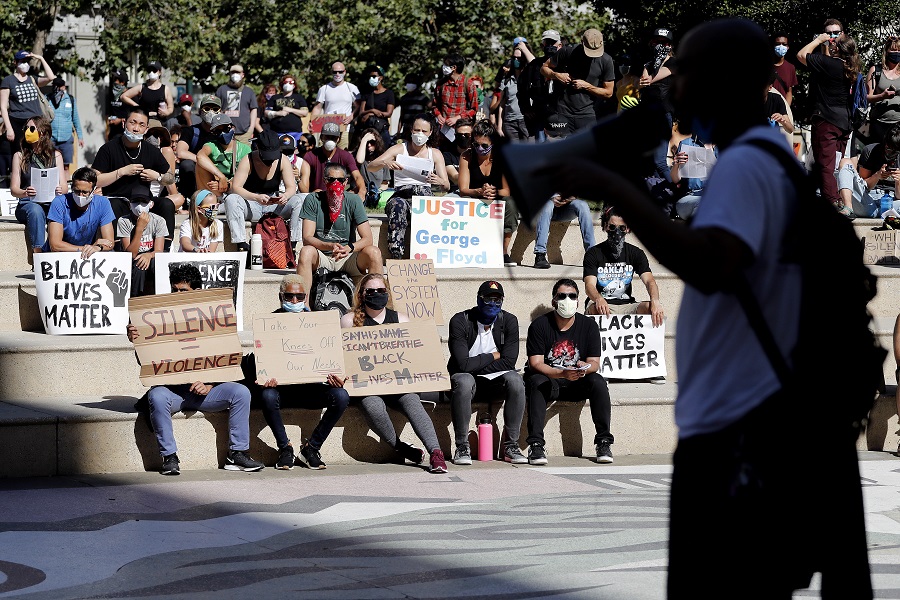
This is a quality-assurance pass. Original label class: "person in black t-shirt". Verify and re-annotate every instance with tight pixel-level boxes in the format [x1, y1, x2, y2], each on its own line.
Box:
[358, 65, 396, 147]
[525, 278, 613, 465]
[583, 207, 664, 326]
[398, 74, 431, 138]
[265, 74, 308, 137]
[442, 117, 474, 193]
[640, 28, 677, 180]
[519, 30, 563, 142]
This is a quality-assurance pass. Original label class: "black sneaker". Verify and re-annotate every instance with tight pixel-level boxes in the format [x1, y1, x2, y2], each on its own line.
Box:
[395, 440, 426, 464]
[503, 253, 517, 266]
[300, 443, 327, 470]
[276, 445, 296, 470]
[595, 441, 614, 464]
[503, 442, 528, 464]
[528, 443, 548, 465]
[534, 253, 551, 269]
[224, 450, 264, 472]
[453, 445, 472, 465]
[161, 453, 180, 475]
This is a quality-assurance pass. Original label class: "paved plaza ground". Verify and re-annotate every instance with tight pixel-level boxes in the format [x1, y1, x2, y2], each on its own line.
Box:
[0, 452, 899, 599]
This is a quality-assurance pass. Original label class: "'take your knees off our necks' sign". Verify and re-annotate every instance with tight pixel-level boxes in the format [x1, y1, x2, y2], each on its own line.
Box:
[590, 314, 667, 379]
[252, 311, 345, 385]
[34, 252, 132, 335]
[410, 197, 505, 268]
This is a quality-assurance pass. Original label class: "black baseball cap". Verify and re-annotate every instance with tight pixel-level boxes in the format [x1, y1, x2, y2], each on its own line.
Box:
[478, 280, 504, 298]
[257, 130, 281, 162]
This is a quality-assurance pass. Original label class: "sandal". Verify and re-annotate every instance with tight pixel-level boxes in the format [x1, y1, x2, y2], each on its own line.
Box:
[836, 204, 856, 220]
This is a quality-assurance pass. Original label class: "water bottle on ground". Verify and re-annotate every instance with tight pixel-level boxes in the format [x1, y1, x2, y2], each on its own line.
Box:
[477, 413, 493, 461]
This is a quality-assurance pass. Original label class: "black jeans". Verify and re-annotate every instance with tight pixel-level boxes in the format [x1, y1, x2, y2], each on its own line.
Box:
[258, 384, 350, 451]
[525, 372, 612, 446]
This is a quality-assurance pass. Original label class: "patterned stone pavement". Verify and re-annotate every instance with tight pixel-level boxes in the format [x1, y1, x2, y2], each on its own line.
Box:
[0, 453, 898, 599]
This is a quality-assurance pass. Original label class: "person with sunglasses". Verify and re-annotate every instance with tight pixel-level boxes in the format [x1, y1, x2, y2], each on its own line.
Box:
[44, 166, 116, 257]
[195, 114, 251, 200]
[524, 278, 612, 465]
[174, 95, 223, 199]
[441, 117, 474, 193]
[446, 280, 527, 465]
[583, 207, 664, 328]
[311, 62, 360, 150]
[177, 189, 222, 253]
[338, 273, 448, 473]
[242, 274, 351, 470]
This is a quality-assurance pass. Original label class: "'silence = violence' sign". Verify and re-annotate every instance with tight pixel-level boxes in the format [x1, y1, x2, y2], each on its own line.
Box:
[128, 288, 244, 386]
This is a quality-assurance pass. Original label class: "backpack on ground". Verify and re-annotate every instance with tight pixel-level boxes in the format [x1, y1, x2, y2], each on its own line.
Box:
[311, 267, 354, 315]
[737, 138, 886, 434]
[253, 214, 296, 269]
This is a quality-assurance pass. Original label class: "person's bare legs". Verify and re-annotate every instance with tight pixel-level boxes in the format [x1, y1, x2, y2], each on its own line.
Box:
[297, 246, 320, 290]
[356, 245, 384, 275]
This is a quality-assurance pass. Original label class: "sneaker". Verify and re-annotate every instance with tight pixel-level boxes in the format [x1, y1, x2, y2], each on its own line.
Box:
[503, 442, 528, 464]
[224, 450, 264, 472]
[300, 443, 327, 470]
[649, 376, 666, 385]
[534, 252, 551, 269]
[275, 445, 296, 470]
[453, 445, 472, 465]
[396, 440, 426, 464]
[429, 449, 448, 473]
[503, 253, 517, 267]
[595, 441, 614, 464]
[160, 453, 180, 475]
[528, 443, 548, 465]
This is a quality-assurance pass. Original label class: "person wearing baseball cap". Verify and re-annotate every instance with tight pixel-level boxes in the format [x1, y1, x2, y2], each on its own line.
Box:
[640, 27, 676, 180]
[2, 50, 56, 149]
[173, 94, 223, 197]
[540, 27, 616, 136]
[216, 63, 257, 144]
[298, 120, 365, 194]
[446, 280, 528, 465]
[195, 113, 252, 200]
[518, 31, 564, 142]
[164, 93, 199, 130]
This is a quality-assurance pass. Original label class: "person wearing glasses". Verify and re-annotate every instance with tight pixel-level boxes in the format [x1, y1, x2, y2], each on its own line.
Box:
[525, 278, 613, 465]
[45, 166, 116, 256]
[311, 62, 360, 149]
[297, 162, 383, 290]
[446, 280, 527, 465]
[299, 121, 366, 194]
[195, 114, 252, 199]
[338, 273, 448, 473]
[583, 207, 663, 326]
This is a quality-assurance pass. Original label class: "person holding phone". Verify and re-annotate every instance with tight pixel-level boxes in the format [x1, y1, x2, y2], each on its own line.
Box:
[837, 122, 900, 217]
[866, 35, 900, 144]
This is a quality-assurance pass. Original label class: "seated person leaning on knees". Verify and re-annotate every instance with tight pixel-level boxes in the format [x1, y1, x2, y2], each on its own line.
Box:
[223, 129, 304, 252]
[368, 113, 450, 259]
[11, 117, 66, 255]
[525, 278, 614, 466]
[117, 194, 166, 296]
[177, 190, 222, 253]
[242, 274, 350, 470]
[297, 162, 383, 290]
[446, 280, 527, 465]
[195, 114, 251, 200]
[837, 122, 900, 218]
[583, 207, 663, 326]
[457, 119, 518, 265]
[299, 122, 366, 194]
[339, 273, 448, 473]
[144, 126, 186, 211]
[126, 263, 264, 475]
[670, 131, 718, 220]
[46, 167, 116, 257]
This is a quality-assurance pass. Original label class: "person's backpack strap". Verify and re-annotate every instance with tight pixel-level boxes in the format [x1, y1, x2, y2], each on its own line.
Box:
[190, 126, 200, 152]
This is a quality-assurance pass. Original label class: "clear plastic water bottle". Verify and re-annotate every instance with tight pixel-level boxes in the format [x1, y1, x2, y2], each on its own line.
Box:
[880, 191, 894, 218]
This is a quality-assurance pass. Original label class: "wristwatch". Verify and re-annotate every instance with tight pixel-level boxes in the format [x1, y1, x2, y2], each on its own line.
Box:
[156, 174, 163, 183]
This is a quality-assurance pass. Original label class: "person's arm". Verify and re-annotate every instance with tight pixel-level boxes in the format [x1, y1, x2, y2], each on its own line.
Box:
[860, 160, 895, 189]
[0, 88, 11, 142]
[671, 148, 686, 184]
[160, 86, 174, 117]
[298, 159, 310, 193]
[574, 79, 614, 99]
[497, 172, 511, 198]
[640, 271, 664, 327]
[457, 153, 480, 197]
[797, 34, 831, 66]
[541, 56, 571, 85]
[195, 144, 227, 192]
[301, 212, 333, 251]
[584, 275, 604, 305]
[248, 106, 258, 133]
[446, 162, 459, 186]
[119, 84, 142, 107]
[121, 215, 148, 257]
[175, 139, 197, 163]
[230, 155, 267, 203]
[517, 42, 536, 64]
[278, 158, 297, 199]
[367, 144, 403, 172]
[447, 314, 496, 373]
[54, 151, 66, 194]
[427, 151, 450, 191]
[72, 100, 84, 143]
[352, 219, 374, 250]
[868, 65, 896, 104]
[34, 55, 55, 86]
[96, 162, 143, 188]
[381, 101, 395, 119]
[10, 153, 33, 198]
[350, 167, 365, 194]
[464, 81, 478, 118]
[310, 102, 323, 116]
[339, 312, 355, 328]
[785, 87, 793, 106]
[356, 131, 374, 164]
[479, 314, 519, 374]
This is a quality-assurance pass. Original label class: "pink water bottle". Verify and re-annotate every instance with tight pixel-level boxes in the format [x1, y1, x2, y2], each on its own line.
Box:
[477, 413, 493, 461]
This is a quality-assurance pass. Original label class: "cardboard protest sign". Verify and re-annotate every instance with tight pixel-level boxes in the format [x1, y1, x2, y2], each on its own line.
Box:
[862, 230, 900, 265]
[128, 288, 244, 386]
[309, 115, 345, 133]
[385, 259, 444, 324]
[253, 311, 345, 385]
[410, 196, 504, 268]
[155, 252, 247, 329]
[34, 252, 132, 335]
[591, 315, 666, 379]
[342, 319, 450, 396]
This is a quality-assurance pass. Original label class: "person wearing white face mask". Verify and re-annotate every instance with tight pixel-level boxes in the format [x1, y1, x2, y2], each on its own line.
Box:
[772, 34, 797, 106]
[433, 52, 479, 133]
[175, 95, 222, 198]
[524, 278, 613, 465]
[299, 121, 366, 193]
[215, 64, 257, 144]
[117, 194, 167, 296]
[45, 167, 116, 259]
[120, 61, 173, 127]
[1, 50, 56, 150]
[358, 65, 396, 147]
[311, 61, 361, 149]
[265, 73, 308, 140]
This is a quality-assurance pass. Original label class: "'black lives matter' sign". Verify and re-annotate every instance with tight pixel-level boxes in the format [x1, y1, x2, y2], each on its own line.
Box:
[590, 315, 667, 379]
[154, 252, 247, 329]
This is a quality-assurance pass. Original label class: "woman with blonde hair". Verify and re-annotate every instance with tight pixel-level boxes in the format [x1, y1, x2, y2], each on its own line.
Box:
[177, 189, 222, 252]
[339, 272, 448, 472]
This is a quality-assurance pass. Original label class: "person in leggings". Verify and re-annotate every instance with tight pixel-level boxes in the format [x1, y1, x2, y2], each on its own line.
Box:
[339, 273, 448, 473]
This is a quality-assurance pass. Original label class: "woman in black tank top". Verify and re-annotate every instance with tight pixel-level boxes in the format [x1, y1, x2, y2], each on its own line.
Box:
[244, 153, 283, 195]
[119, 63, 173, 121]
[339, 273, 448, 473]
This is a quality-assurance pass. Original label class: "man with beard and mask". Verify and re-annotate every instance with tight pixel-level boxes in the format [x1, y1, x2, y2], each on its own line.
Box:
[240, 273, 351, 470]
[195, 114, 252, 199]
[446, 281, 527, 465]
[223, 129, 304, 252]
[311, 61, 360, 150]
[296, 162, 383, 291]
[48, 77, 84, 179]
[299, 122, 365, 193]
[543, 18, 872, 598]
[107, 69, 130, 140]
[442, 117, 474, 193]
[215, 64, 257, 144]
[525, 278, 612, 465]
[583, 207, 663, 327]
[266, 73, 308, 141]
[45, 166, 116, 255]
[175, 95, 222, 198]
[519, 31, 563, 141]
[639, 28, 677, 180]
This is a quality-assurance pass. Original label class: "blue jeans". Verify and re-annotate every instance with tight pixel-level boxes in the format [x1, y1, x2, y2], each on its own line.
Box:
[259, 383, 350, 450]
[148, 382, 252, 457]
[652, 112, 673, 181]
[534, 199, 595, 254]
[15, 200, 51, 250]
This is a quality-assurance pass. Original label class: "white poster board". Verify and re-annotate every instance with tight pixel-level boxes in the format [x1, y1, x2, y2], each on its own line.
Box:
[590, 315, 666, 379]
[253, 311, 345, 385]
[34, 252, 132, 335]
[154, 252, 247, 329]
[0, 189, 19, 217]
[409, 196, 504, 268]
[679, 146, 717, 179]
[31, 167, 59, 204]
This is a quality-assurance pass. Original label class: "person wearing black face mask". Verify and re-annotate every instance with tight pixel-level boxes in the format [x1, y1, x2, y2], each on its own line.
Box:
[865, 36, 900, 144]
[446, 280, 527, 465]
[195, 114, 252, 200]
[441, 118, 473, 193]
[519, 30, 563, 142]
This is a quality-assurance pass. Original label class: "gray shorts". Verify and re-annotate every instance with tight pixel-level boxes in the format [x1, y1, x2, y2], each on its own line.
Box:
[316, 249, 363, 276]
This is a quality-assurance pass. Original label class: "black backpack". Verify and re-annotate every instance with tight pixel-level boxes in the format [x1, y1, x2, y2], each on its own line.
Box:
[311, 267, 354, 315]
[735, 138, 886, 435]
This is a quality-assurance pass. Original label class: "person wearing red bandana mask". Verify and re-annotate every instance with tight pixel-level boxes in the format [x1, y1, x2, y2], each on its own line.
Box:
[297, 163, 383, 290]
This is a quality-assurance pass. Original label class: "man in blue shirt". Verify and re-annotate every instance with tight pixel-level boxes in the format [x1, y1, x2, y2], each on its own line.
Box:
[45, 167, 116, 257]
[48, 77, 84, 180]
